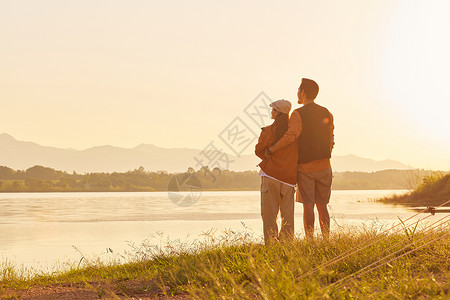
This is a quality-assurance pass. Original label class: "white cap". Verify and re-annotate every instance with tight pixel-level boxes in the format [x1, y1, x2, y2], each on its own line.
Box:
[269, 99, 292, 114]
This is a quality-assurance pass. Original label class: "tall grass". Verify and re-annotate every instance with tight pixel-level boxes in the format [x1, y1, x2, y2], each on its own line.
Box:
[1, 224, 449, 298]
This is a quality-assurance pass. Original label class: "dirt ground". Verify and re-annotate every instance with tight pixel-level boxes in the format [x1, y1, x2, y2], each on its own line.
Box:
[1, 280, 190, 299]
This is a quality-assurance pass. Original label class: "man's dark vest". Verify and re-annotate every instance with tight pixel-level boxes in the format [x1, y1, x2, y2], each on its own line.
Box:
[296, 103, 331, 164]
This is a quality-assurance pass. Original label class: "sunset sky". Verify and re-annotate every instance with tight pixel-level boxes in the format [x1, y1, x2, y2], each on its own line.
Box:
[1, 0, 449, 170]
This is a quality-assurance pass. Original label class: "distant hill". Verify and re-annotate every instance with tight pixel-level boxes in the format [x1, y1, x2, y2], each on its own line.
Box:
[0, 133, 413, 173]
[331, 154, 412, 172]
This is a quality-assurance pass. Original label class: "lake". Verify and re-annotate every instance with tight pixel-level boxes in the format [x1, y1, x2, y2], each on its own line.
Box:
[0, 190, 439, 273]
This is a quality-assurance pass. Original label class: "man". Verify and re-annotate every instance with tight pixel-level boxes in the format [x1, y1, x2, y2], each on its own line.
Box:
[267, 78, 334, 240]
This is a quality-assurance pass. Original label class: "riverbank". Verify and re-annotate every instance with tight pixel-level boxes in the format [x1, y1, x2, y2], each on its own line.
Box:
[1, 227, 449, 299]
[378, 173, 450, 207]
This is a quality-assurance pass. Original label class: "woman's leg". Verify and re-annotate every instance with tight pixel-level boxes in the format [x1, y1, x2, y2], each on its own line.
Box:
[279, 184, 295, 241]
[261, 176, 281, 243]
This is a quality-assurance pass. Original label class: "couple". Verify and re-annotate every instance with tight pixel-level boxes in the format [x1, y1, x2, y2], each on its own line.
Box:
[255, 78, 334, 243]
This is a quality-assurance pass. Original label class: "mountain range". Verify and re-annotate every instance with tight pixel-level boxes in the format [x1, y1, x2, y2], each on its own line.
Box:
[0, 133, 413, 173]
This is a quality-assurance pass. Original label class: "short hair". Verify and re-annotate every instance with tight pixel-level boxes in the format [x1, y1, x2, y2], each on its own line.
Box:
[300, 78, 319, 100]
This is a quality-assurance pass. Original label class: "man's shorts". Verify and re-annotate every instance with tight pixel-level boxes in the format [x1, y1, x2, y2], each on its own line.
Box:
[297, 168, 332, 205]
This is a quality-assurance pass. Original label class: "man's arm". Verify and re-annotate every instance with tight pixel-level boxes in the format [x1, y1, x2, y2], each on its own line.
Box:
[329, 112, 335, 153]
[269, 110, 302, 153]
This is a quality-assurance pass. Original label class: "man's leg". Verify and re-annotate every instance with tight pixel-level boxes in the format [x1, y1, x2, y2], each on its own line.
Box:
[297, 172, 316, 240]
[261, 176, 281, 243]
[315, 168, 332, 240]
[303, 203, 315, 240]
[279, 184, 295, 241]
[316, 204, 330, 240]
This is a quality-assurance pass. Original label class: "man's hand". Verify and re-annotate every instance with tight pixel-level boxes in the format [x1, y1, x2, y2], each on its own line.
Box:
[264, 147, 273, 159]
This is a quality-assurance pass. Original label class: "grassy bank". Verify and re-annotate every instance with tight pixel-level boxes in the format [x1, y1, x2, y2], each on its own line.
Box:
[378, 172, 450, 207]
[1, 226, 449, 299]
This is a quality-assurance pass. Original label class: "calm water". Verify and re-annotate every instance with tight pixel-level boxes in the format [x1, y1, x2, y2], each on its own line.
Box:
[0, 190, 437, 273]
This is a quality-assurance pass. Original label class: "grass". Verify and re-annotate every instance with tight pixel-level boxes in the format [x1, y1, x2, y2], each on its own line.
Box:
[378, 172, 450, 207]
[1, 224, 449, 299]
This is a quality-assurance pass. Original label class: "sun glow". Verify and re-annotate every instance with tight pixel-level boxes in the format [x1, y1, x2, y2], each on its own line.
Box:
[383, 0, 450, 140]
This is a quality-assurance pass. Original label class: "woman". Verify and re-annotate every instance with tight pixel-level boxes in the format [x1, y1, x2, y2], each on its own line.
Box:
[255, 99, 298, 243]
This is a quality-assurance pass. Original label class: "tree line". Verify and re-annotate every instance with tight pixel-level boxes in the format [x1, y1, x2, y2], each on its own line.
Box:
[0, 165, 439, 192]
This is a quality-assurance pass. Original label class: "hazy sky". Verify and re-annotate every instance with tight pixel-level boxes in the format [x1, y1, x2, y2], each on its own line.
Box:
[1, 0, 449, 170]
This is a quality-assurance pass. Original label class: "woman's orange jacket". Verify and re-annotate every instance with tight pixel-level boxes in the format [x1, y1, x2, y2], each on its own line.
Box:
[255, 124, 298, 185]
